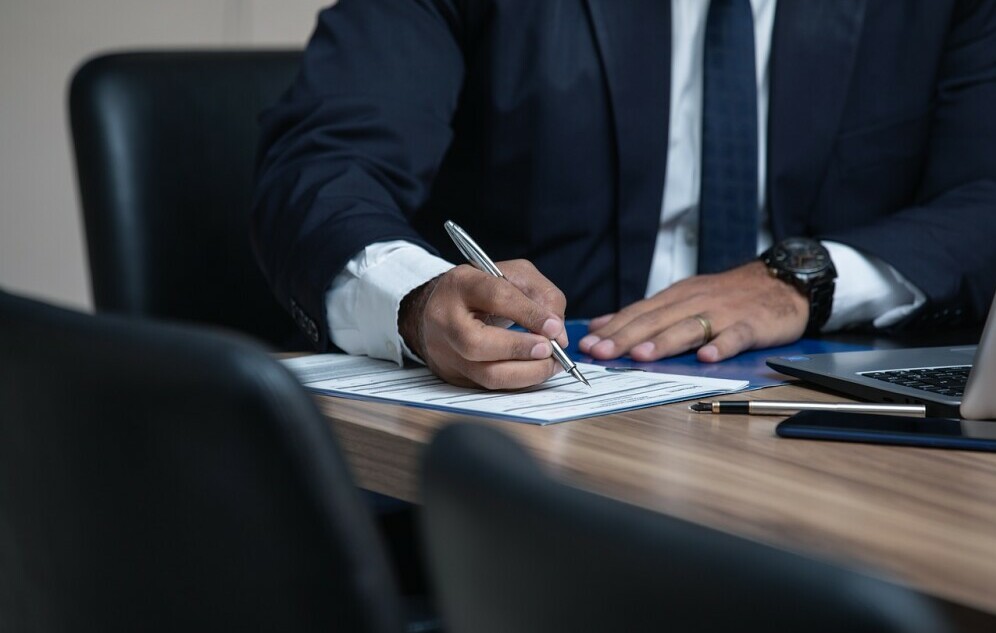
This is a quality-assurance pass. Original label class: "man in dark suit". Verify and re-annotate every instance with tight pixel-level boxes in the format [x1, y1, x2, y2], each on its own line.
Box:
[253, 0, 996, 389]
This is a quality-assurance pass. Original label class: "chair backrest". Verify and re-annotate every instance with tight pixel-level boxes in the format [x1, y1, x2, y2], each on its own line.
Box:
[0, 290, 403, 632]
[421, 423, 950, 633]
[69, 51, 301, 346]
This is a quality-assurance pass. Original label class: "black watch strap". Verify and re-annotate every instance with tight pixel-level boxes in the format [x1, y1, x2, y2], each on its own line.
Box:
[806, 279, 835, 335]
[759, 239, 836, 336]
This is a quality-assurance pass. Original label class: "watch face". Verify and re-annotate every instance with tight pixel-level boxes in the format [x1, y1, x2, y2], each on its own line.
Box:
[772, 238, 830, 274]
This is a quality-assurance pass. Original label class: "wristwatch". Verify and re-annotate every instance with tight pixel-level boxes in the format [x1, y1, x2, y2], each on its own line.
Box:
[759, 237, 837, 335]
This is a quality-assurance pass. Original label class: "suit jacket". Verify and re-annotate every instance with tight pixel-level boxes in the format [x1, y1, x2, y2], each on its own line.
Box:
[252, 0, 996, 350]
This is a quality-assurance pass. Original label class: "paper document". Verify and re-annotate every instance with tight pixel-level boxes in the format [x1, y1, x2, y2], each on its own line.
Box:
[282, 354, 748, 425]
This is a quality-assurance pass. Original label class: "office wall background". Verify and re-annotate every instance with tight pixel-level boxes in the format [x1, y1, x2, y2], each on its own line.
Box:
[0, 0, 329, 310]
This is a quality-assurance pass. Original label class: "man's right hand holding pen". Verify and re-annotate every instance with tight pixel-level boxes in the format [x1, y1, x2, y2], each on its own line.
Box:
[398, 259, 569, 390]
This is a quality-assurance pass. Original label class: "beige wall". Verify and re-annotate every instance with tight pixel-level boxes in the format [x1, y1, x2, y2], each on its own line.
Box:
[0, 0, 329, 309]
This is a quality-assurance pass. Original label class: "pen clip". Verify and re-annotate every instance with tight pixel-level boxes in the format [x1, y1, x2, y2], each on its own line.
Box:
[445, 220, 505, 278]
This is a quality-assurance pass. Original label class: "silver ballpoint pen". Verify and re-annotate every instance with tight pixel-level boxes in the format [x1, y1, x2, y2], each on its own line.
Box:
[444, 220, 590, 387]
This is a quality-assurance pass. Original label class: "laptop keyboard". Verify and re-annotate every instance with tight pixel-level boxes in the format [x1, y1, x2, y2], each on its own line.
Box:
[861, 365, 971, 398]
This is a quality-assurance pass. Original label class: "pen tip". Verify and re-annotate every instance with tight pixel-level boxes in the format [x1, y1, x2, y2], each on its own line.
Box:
[572, 368, 591, 388]
[689, 402, 710, 412]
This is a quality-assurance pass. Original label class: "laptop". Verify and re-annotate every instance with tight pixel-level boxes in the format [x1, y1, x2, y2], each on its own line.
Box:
[767, 295, 996, 419]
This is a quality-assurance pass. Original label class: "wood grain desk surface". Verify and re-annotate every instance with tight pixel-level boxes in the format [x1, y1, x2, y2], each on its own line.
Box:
[311, 379, 996, 617]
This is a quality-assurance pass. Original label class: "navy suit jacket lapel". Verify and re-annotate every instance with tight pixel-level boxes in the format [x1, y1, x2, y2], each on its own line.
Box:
[768, 0, 869, 237]
[584, 0, 671, 308]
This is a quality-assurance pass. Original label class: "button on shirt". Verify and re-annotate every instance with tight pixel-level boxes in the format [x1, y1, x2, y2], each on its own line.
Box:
[324, 0, 925, 365]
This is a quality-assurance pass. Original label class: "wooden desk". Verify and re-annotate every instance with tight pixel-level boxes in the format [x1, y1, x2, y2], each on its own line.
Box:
[314, 382, 996, 622]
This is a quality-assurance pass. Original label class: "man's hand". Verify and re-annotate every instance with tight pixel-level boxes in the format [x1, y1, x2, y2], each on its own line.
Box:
[578, 261, 808, 363]
[399, 260, 568, 389]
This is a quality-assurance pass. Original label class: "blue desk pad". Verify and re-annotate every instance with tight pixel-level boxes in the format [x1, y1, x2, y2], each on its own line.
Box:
[562, 320, 871, 389]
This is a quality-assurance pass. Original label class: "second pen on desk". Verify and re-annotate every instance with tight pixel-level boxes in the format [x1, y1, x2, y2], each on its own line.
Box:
[443, 220, 590, 387]
[690, 400, 926, 417]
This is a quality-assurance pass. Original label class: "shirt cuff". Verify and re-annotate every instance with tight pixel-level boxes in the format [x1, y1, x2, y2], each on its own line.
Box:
[822, 241, 926, 331]
[325, 241, 454, 365]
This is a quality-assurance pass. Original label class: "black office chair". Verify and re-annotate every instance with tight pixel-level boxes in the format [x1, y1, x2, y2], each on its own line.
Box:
[69, 51, 301, 347]
[0, 289, 412, 632]
[421, 423, 951, 633]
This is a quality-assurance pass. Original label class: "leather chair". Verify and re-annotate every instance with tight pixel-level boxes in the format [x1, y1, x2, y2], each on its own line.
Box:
[0, 289, 415, 632]
[421, 423, 951, 633]
[69, 51, 301, 347]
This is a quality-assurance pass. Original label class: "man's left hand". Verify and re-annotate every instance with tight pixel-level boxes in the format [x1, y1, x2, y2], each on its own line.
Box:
[578, 261, 809, 362]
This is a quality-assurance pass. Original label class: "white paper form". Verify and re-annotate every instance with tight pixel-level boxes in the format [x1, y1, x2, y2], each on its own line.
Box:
[282, 354, 748, 425]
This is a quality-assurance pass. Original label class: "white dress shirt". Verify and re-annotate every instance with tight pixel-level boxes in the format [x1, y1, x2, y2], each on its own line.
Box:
[325, 0, 924, 364]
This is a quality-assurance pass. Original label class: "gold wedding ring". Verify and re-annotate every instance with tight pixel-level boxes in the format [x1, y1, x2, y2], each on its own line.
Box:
[692, 314, 713, 345]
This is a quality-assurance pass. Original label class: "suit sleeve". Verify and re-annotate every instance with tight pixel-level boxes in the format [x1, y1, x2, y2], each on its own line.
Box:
[822, 2, 996, 328]
[251, 0, 465, 349]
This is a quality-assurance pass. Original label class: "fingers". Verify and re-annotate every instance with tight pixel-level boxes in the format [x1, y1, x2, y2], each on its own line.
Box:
[588, 313, 615, 330]
[458, 265, 568, 346]
[630, 315, 718, 361]
[458, 358, 562, 391]
[579, 277, 708, 353]
[446, 317, 557, 363]
[501, 259, 568, 317]
[698, 321, 756, 363]
[584, 304, 689, 359]
[578, 296, 679, 355]
[499, 259, 569, 347]
[418, 263, 570, 390]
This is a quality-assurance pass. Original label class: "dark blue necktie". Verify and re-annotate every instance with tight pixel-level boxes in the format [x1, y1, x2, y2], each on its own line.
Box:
[697, 0, 758, 274]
